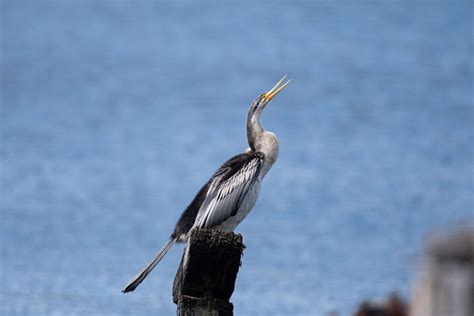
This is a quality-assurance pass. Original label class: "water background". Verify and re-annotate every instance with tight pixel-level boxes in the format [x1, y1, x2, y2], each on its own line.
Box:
[1, 1, 473, 315]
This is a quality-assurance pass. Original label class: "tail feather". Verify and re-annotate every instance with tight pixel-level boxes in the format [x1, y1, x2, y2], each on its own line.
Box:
[122, 239, 175, 293]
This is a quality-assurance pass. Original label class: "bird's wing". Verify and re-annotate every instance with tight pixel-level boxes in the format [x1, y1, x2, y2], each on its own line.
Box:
[194, 151, 265, 229]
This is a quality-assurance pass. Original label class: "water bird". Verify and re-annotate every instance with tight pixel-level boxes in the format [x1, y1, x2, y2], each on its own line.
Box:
[122, 76, 290, 293]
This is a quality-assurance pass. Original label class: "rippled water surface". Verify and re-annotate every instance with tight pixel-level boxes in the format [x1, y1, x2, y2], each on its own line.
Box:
[1, 1, 473, 315]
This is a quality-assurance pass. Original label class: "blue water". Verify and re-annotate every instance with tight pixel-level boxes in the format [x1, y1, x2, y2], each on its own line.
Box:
[1, 1, 473, 315]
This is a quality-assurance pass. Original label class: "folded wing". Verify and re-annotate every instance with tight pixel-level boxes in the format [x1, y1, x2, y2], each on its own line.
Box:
[194, 151, 265, 229]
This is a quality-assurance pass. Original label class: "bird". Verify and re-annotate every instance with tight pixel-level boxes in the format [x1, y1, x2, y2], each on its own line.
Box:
[122, 76, 290, 293]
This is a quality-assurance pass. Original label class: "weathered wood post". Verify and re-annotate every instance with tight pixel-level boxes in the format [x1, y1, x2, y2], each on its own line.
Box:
[173, 229, 244, 316]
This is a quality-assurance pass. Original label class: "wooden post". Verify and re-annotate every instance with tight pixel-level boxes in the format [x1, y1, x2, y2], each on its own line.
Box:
[173, 229, 244, 316]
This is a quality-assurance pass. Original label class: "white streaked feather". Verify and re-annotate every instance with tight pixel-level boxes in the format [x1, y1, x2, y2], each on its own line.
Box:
[193, 155, 263, 230]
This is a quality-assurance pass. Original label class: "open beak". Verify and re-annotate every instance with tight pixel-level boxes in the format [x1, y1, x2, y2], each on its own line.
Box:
[263, 75, 291, 101]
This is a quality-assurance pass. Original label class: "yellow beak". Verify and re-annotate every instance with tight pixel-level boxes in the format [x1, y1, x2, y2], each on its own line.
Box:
[263, 75, 291, 101]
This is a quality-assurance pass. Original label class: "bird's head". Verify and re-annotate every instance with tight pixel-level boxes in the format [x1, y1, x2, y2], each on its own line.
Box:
[250, 75, 291, 112]
[247, 76, 290, 154]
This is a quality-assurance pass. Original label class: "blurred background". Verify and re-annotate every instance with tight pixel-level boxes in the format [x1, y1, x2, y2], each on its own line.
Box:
[1, 1, 473, 315]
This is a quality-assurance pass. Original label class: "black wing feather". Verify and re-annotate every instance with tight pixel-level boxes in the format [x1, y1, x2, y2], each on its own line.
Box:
[195, 151, 264, 228]
[171, 151, 263, 239]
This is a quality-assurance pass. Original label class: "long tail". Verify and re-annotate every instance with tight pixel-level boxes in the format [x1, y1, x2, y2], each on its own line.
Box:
[122, 239, 175, 293]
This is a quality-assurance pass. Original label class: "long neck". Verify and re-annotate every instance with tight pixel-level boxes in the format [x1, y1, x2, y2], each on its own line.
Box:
[246, 106, 279, 177]
[247, 106, 264, 151]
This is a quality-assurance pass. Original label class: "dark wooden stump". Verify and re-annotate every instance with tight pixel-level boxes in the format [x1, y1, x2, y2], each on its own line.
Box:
[173, 229, 244, 316]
